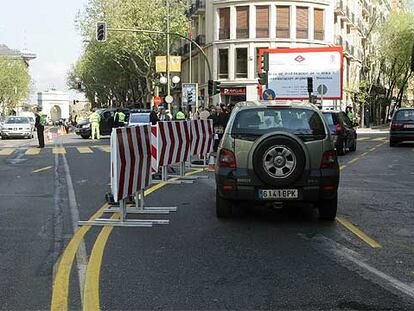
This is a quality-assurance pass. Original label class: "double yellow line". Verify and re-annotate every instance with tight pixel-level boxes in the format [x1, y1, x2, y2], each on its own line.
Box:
[51, 169, 204, 311]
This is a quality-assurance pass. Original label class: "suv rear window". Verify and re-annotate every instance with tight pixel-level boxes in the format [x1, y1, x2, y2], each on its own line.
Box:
[394, 110, 414, 122]
[232, 108, 326, 140]
[322, 112, 338, 125]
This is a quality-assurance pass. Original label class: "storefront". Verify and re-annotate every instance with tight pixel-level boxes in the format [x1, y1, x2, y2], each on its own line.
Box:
[220, 86, 246, 106]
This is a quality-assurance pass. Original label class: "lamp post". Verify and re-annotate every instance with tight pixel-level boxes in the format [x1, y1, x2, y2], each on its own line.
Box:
[166, 0, 171, 111]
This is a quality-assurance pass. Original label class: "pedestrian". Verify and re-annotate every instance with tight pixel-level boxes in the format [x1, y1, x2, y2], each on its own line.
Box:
[199, 106, 210, 120]
[175, 107, 186, 120]
[159, 108, 171, 121]
[89, 109, 101, 140]
[34, 109, 46, 148]
[150, 106, 159, 125]
[346, 106, 354, 122]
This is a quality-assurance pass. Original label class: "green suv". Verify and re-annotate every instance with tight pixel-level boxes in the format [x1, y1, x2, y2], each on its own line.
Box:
[215, 102, 340, 220]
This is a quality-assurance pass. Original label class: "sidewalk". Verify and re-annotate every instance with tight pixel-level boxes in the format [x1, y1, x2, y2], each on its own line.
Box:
[356, 124, 390, 134]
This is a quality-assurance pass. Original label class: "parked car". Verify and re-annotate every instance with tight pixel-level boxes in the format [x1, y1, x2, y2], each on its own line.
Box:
[322, 110, 357, 155]
[390, 108, 414, 147]
[75, 108, 130, 139]
[215, 101, 340, 220]
[1, 116, 34, 139]
[27, 117, 36, 131]
[128, 112, 151, 127]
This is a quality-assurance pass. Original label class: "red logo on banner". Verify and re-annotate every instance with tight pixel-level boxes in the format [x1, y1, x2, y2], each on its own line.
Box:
[295, 55, 305, 63]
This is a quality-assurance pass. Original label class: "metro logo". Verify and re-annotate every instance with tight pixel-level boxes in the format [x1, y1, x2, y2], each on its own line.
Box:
[294, 55, 305, 63]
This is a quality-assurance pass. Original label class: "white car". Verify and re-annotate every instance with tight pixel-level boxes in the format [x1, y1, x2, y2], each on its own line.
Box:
[1, 116, 34, 140]
[128, 112, 151, 127]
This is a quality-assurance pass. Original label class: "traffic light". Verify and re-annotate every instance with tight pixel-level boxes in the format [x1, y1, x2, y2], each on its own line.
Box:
[258, 72, 268, 86]
[77, 81, 82, 90]
[259, 52, 269, 72]
[187, 91, 193, 103]
[213, 81, 221, 95]
[208, 80, 214, 96]
[96, 22, 107, 42]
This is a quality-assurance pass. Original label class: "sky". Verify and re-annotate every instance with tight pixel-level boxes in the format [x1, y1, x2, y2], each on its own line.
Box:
[0, 0, 89, 101]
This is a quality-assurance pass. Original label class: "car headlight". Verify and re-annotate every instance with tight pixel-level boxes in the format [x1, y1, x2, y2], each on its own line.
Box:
[82, 124, 90, 129]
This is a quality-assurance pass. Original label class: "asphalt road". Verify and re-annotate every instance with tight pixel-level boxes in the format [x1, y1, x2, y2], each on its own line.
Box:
[1, 130, 414, 310]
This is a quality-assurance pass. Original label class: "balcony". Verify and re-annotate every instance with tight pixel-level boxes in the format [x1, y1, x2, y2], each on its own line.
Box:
[186, 0, 206, 17]
[335, 0, 346, 17]
[219, 28, 230, 40]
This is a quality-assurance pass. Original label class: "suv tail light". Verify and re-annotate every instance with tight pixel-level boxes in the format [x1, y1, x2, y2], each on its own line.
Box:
[391, 123, 402, 131]
[335, 123, 343, 134]
[321, 150, 337, 169]
[218, 148, 237, 169]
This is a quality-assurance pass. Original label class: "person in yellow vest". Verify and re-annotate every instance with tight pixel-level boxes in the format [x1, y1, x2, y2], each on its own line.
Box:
[114, 108, 126, 127]
[89, 109, 101, 140]
[175, 107, 186, 120]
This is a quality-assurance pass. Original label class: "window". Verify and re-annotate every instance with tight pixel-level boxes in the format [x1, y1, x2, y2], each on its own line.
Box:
[314, 9, 324, 40]
[219, 8, 230, 39]
[218, 49, 229, 79]
[255, 47, 267, 77]
[256, 6, 269, 38]
[296, 7, 308, 39]
[235, 48, 248, 78]
[236, 6, 249, 39]
[276, 6, 290, 38]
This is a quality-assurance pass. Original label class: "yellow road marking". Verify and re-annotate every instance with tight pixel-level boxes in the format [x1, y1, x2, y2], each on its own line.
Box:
[32, 166, 52, 173]
[0, 148, 14, 155]
[347, 157, 359, 164]
[83, 169, 205, 311]
[336, 217, 382, 249]
[361, 152, 369, 157]
[369, 147, 376, 152]
[98, 145, 110, 153]
[50, 204, 108, 311]
[53, 147, 66, 154]
[77, 147, 93, 154]
[358, 137, 370, 141]
[25, 148, 41, 155]
[372, 137, 386, 141]
[340, 165, 347, 170]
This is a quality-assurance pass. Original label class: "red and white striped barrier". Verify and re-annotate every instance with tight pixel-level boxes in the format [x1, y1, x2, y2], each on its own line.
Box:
[156, 121, 191, 167]
[151, 125, 158, 173]
[190, 119, 214, 157]
[111, 125, 152, 203]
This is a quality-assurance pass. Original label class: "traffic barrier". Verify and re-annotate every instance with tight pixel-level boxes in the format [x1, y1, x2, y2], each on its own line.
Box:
[191, 119, 214, 157]
[151, 125, 158, 173]
[79, 125, 174, 227]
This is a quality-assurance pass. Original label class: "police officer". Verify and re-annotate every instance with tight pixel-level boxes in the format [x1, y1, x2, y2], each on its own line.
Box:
[175, 107, 186, 120]
[114, 108, 126, 127]
[35, 110, 46, 148]
[89, 109, 101, 140]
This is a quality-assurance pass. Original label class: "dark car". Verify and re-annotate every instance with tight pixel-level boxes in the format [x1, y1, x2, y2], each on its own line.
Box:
[75, 108, 130, 139]
[322, 110, 357, 155]
[390, 108, 414, 147]
[216, 102, 340, 220]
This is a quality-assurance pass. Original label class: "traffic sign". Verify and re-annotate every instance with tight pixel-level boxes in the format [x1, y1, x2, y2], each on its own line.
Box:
[317, 84, 328, 96]
[165, 95, 174, 104]
[154, 96, 162, 106]
[262, 89, 276, 100]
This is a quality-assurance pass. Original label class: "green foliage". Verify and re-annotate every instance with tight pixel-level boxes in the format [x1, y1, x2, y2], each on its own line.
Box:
[68, 0, 189, 107]
[0, 56, 31, 113]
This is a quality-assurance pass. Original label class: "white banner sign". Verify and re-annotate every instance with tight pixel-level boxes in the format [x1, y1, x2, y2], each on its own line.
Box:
[266, 48, 343, 100]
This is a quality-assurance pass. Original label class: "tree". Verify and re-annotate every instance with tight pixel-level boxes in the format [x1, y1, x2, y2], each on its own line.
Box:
[67, 0, 189, 108]
[0, 56, 31, 115]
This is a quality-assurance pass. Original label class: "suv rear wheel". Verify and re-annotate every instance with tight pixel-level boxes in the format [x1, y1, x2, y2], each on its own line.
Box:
[318, 193, 338, 221]
[253, 135, 306, 187]
[216, 189, 233, 218]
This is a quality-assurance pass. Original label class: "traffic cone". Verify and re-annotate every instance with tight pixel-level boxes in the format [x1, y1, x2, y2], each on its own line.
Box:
[208, 154, 216, 171]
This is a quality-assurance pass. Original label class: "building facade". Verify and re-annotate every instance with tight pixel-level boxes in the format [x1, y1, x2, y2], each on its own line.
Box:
[180, 0, 393, 109]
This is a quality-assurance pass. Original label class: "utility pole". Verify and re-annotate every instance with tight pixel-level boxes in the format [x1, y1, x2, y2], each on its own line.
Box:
[189, 19, 192, 83]
[166, 0, 171, 111]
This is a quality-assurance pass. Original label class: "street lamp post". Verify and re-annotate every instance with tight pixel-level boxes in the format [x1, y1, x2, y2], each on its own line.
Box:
[166, 0, 171, 111]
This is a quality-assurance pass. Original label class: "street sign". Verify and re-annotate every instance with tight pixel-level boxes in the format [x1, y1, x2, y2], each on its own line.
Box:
[154, 96, 162, 106]
[317, 84, 328, 96]
[165, 95, 174, 104]
[262, 89, 276, 100]
[155, 56, 182, 73]
[182, 83, 198, 108]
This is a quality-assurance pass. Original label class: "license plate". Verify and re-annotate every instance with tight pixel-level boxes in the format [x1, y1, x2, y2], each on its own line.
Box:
[259, 189, 299, 200]
[404, 124, 414, 128]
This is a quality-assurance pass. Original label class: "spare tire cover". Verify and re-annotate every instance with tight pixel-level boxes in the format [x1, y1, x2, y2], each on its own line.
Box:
[253, 135, 306, 186]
